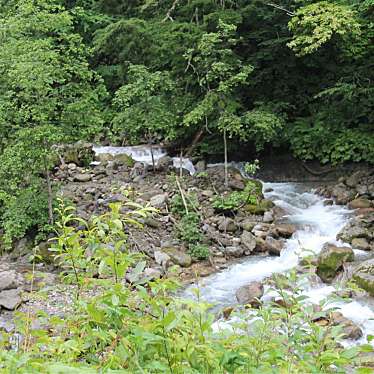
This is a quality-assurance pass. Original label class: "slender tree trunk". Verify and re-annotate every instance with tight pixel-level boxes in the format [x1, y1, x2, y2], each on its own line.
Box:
[150, 142, 155, 172]
[223, 129, 228, 188]
[43, 154, 54, 225]
[179, 148, 183, 177]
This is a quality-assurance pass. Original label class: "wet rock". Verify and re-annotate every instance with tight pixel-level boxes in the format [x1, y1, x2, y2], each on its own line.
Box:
[345, 171, 363, 188]
[351, 237, 371, 251]
[150, 193, 167, 208]
[0, 271, 23, 291]
[353, 258, 374, 296]
[337, 215, 373, 243]
[235, 281, 264, 306]
[162, 247, 192, 267]
[263, 211, 274, 223]
[270, 223, 296, 239]
[266, 237, 284, 256]
[0, 289, 22, 310]
[330, 312, 363, 340]
[240, 231, 256, 252]
[348, 198, 372, 210]
[331, 183, 355, 205]
[225, 246, 244, 258]
[74, 173, 92, 182]
[323, 199, 334, 206]
[316, 243, 354, 283]
[218, 218, 237, 233]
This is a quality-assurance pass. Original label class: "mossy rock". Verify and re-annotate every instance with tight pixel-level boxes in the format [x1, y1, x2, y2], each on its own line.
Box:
[114, 153, 135, 167]
[243, 199, 274, 215]
[316, 244, 354, 283]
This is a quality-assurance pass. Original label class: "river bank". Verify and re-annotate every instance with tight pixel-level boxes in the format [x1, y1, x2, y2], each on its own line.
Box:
[0, 145, 373, 366]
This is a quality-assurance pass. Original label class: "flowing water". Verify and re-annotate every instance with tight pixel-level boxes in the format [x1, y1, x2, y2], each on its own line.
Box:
[185, 182, 374, 344]
[93, 145, 196, 175]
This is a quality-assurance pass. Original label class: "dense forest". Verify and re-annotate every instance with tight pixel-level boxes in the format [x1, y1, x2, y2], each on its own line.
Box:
[0, 0, 373, 244]
[0, 0, 374, 372]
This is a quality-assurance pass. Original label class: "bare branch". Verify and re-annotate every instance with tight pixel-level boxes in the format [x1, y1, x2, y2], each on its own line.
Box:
[162, 0, 179, 22]
[267, 2, 295, 17]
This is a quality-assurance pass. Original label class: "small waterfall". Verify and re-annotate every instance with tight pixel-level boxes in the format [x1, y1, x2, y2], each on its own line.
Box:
[93, 145, 196, 175]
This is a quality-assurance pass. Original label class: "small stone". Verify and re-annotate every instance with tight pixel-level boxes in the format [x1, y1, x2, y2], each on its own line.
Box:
[154, 251, 171, 267]
[163, 247, 192, 267]
[218, 218, 237, 233]
[74, 173, 92, 182]
[270, 224, 296, 238]
[323, 199, 334, 206]
[240, 219, 256, 232]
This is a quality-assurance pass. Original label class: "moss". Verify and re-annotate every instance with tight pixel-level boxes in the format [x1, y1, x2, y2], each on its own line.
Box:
[114, 153, 135, 167]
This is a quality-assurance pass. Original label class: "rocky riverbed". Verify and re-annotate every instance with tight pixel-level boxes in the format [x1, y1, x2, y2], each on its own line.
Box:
[0, 144, 373, 360]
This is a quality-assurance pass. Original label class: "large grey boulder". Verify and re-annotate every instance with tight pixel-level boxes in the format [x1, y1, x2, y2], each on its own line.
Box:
[0, 270, 23, 291]
[316, 243, 354, 283]
[0, 289, 22, 310]
[235, 281, 264, 307]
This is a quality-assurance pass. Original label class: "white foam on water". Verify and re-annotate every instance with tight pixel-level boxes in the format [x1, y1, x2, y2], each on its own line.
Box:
[93, 145, 196, 174]
[184, 182, 374, 344]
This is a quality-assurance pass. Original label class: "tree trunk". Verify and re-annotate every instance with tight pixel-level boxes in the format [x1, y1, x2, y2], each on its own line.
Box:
[223, 129, 228, 188]
[43, 155, 54, 225]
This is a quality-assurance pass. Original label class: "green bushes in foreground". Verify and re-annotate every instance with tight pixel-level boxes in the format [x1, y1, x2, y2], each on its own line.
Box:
[0, 198, 371, 373]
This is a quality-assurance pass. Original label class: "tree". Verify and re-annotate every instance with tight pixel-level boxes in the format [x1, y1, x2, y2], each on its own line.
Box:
[184, 21, 253, 186]
[112, 64, 178, 170]
[0, 0, 106, 244]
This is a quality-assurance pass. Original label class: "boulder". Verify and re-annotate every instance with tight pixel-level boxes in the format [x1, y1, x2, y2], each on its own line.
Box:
[337, 216, 372, 243]
[266, 237, 284, 256]
[0, 289, 22, 310]
[162, 247, 192, 267]
[330, 312, 363, 340]
[348, 198, 372, 210]
[229, 179, 245, 191]
[316, 243, 354, 283]
[0, 270, 23, 291]
[263, 211, 274, 223]
[323, 200, 334, 206]
[218, 218, 237, 233]
[195, 160, 207, 173]
[353, 259, 374, 295]
[240, 231, 256, 252]
[156, 155, 172, 171]
[154, 251, 171, 267]
[351, 237, 371, 251]
[331, 183, 355, 205]
[254, 237, 268, 253]
[235, 281, 264, 306]
[114, 153, 135, 167]
[225, 246, 245, 258]
[150, 193, 168, 208]
[270, 224, 296, 239]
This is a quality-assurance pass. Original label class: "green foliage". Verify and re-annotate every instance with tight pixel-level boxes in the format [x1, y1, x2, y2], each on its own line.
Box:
[288, 1, 362, 56]
[111, 64, 178, 143]
[0, 220, 366, 373]
[176, 212, 202, 245]
[188, 243, 210, 260]
[212, 180, 261, 214]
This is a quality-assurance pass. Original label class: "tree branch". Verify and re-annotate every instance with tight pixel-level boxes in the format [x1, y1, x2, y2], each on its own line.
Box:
[266, 3, 295, 17]
[162, 0, 179, 22]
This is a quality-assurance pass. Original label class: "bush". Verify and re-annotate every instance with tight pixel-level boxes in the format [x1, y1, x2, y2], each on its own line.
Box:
[189, 243, 210, 260]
